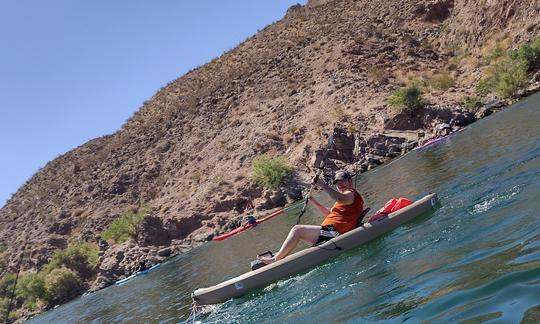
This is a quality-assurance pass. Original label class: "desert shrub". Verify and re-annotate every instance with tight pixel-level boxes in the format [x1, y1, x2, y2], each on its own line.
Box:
[388, 84, 425, 113]
[366, 65, 387, 83]
[428, 71, 455, 90]
[508, 35, 540, 72]
[0, 246, 7, 273]
[477, 36, 540, 98]
[46, 242, 99, 278]
[102, 206, 151, 244]
[15, 272, 47, 304]
[476, 58, 529, 98]
[482, 42, 507, 65]
[462, 96, 484, 111]
[44, 267, 82, 305]
[0, 273, 16, 298]
[331, 105, 346, 122]
[0, 297, 18, 322]
[252, 156, 291, 190]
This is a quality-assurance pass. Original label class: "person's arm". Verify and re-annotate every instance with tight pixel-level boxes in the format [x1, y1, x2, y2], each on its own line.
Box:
[315, 178, 354, 205]
[308, 195, 330, 216]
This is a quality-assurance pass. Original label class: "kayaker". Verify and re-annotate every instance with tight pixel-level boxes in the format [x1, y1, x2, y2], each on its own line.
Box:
[436, 123, 452, 136]
[136, 260, 148, 272]
[258, 170, 364, 264]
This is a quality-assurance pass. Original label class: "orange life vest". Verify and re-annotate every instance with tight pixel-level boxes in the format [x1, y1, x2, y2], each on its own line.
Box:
[321, 190, 364, 234]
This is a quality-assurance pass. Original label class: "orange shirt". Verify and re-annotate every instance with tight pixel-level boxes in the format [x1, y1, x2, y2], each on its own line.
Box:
[321, 190, 364, 234]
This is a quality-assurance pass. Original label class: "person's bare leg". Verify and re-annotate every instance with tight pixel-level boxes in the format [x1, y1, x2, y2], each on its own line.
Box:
[258, 225, 320, 264]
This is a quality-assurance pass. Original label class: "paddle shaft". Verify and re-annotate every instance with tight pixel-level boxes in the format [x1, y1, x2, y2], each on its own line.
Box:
[296, 132, 334, 224]
[296, 170, 322, 224]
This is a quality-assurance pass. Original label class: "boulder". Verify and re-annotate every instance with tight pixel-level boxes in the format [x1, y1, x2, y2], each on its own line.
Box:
[476, 106, 494, 119]
[158, 247, 172, 258]
[451, 111, 477, 127]
[402, 140, 418, 150]
[388, 144, 402, 153]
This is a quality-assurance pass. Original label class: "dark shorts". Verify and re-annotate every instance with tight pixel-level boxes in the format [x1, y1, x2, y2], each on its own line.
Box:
[315, 225, 339, 245]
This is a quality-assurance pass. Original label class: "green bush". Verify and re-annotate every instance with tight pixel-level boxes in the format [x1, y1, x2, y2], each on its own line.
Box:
[46, 242, 99, 278]
[509, 36, 540, 72]
[482, 43, 507, 65]
[478, 36, 540, 98]
[0, 273, 16, 298]
[45, 267, 82, 305]
[462, 96, 483, 111]
[388, 84, 425, 113]
[102, 206, 151, 244]
[252, 156, 291, 190]
[15, 272, 47, 304]
[0, 297, 18, 322]
[476, 58, 529, 98]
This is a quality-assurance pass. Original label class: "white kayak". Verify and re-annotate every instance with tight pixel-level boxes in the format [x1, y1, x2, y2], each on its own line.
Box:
[192, 193, 438, 305]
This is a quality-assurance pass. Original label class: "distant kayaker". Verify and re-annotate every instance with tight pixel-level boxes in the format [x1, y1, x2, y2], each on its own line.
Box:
[258, 170, 364, 264]
[436, 123, 452, 137]
[136, 260, 148, 272]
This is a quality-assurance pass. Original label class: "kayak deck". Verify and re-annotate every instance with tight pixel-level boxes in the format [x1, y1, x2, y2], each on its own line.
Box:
[192, 193, 438, 305]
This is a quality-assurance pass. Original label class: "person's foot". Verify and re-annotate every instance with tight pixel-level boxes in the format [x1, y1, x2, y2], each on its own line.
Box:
[257, 255, 277, 264]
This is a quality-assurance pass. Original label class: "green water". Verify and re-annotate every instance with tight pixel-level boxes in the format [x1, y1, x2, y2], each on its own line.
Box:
[31, 93, 540, 323]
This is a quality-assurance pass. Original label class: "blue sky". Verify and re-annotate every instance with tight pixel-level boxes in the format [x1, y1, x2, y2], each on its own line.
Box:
[0, 0, 306, 207]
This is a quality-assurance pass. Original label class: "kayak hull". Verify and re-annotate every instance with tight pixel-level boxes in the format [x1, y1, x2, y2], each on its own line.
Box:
[192, 193, 438, 305]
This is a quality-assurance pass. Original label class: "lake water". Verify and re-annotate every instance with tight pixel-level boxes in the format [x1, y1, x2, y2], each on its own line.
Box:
[30, 92, 540, 323]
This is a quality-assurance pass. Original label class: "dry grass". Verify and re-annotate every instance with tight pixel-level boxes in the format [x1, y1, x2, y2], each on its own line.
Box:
[480, 36, 512, 65]
[266, 131, 282, 142]
[366, 65, 388, 84]
[331, 105, 347, 122]
[427, 71, 456, 91]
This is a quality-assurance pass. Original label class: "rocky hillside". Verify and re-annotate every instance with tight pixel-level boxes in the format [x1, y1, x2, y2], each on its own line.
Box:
[1, 0, 540, 318]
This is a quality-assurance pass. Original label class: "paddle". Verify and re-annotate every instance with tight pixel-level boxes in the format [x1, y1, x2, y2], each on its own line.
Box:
[296, 132, 334, 224]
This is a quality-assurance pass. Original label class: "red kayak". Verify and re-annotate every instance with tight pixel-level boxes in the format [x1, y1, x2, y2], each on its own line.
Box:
[213, 209, 284, 241]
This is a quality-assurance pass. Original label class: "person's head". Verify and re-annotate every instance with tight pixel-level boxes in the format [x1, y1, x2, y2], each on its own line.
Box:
[332, 171, 353, 192]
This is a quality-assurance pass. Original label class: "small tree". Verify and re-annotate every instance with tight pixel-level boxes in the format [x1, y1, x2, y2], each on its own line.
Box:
[252, 156, 291, 190]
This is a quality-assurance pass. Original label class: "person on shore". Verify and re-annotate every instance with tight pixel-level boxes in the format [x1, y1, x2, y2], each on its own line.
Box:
[257, 171, 364, 264]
